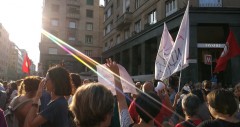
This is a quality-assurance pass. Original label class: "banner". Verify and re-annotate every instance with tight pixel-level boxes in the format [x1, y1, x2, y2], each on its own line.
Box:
[96, 64, 137, 95]
[22, 53, 31, 74]
[214, 30, 240, 73]
[161, 1, 189, 80]
[155, 23, 174, 80]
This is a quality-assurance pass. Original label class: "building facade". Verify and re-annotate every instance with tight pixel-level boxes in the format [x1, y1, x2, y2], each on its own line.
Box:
[7, 42, 19, 80]
[39, 0, 104, 76]
[0, 23, 11, 80]
[102, 0, 240, 86]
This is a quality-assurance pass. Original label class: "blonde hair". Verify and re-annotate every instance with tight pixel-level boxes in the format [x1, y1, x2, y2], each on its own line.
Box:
[70, 83, 114, 127]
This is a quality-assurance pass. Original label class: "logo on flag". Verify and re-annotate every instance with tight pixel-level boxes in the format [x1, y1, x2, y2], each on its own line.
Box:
[214, 30, 240, 73]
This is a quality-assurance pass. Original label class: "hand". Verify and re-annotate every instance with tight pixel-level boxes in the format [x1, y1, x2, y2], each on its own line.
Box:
[174, 92, 181, 102]
[34, 79, 45, 101]
[105, 58, 119, 75]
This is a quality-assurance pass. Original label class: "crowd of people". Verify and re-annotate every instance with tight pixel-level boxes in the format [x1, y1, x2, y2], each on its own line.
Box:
[0, 58, 240, 127]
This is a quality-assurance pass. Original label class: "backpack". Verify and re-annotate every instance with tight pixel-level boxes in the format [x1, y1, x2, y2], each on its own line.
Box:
[4, 97, 32, 127]
[0, 90, 7, 110]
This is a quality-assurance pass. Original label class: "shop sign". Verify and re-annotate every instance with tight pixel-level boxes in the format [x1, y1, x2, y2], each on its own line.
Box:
[197, 43, 225, 48]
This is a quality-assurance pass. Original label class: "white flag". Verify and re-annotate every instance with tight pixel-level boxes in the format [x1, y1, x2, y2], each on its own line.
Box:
[161, 1, 189, 80]
[155, 23, 174, 80]
[96, 64, 137, 95]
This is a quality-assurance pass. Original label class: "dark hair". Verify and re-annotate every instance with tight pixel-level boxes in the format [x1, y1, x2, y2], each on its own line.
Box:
[182, 94, 201, 116]
[70, 73, 82, 88]
[10, 82, 18, 90]
[191, 89, 205, 103]
[207, 89, 238, 116]
[135, 92, 161, 123]
[47, 65, 72, 96]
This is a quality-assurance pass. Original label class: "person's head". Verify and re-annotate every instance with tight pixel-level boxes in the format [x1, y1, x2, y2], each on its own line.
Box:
[3, 81, 8, 89]
[15, 79, 23, 87]
[234, 83, 240, 98]
[46, 65, 72, 96]
[70, 73, 82, 94]
[181, 85, 191, 95]
[194, 82, 202, 90]
[142, 81, 154, 93]
[182, 93, 201, 117]
[19, 76, 41, 97]
[207, 89, 238, 118]
[191, 89, 206, 103]
[135, 92, 161, 123]
[135, 82, 142, 89]
[70, 83, 114, 127]
[9, 82, 17, 91]
[202, 80, 212, 90]
[83, 79, 91, 85]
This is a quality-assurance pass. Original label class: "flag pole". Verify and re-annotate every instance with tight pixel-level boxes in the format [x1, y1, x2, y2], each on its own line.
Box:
[178, 52, 185, 92]
[211, 60, 213, 77]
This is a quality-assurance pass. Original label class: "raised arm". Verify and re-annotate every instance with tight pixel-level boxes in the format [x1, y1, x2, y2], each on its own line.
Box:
[105, 58, 128, 112]
[105, 58, 133, 127]
[24, 79, 47, 127]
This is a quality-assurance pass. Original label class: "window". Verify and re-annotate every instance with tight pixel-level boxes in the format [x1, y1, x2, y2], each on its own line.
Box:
[199, 0, 222, 7]
[104, 22, 112, 35]
[68, 6, 80, 14]
[86, 0, 94, 5]
[86, 22, 93, 30]
[125, 0, 130, 12]
[51, 4, 59, 12]
[85, 50, 92, 56]
[116, 34, 120, 44]
[166, 0, 177, 16]
[109, 39, 113, 47]
[48, 48, 58, 54]
[86, 10, 93, 18]
[68, 37, 76, 41]
[148, 10, 157, 24]
[51, 19, 59, 26]
[135, 0, 140, 9]
[124, 29, 130, 40]
[134, 20, 141, 33]
[106, 5, 112, 18]
[69, 21, 76, 28]
[85, 35, 93, 44]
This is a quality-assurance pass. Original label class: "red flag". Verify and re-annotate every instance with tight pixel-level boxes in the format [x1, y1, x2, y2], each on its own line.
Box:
[214, 30, 240, 73]
[22, 53, 31, 74]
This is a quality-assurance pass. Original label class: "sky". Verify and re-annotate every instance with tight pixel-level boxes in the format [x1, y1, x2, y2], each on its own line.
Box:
[0, 0, 104, 68]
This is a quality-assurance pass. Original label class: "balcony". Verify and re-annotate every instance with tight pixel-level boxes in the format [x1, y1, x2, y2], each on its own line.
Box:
[116, 12, 132, 30]
[67, 0, 80, 6]
[66, 13, 80, 19]
[199, 0, 222, 7]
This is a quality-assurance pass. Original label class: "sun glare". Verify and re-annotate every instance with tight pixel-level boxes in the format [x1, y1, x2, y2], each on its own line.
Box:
[0, 0, 43, 66]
